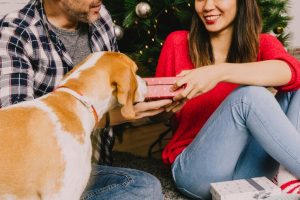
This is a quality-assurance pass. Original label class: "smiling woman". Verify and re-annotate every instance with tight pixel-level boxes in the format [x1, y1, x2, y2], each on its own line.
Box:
[195, 0, 237, 32]
[0, 0, 165, 199]
[155, 0, 300, 199]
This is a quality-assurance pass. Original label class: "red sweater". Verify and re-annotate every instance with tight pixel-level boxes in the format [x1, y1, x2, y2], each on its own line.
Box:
[156, 31, 300, 165]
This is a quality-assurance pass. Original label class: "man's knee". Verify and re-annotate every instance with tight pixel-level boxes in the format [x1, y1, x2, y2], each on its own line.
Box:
[127, 169, 163, 199]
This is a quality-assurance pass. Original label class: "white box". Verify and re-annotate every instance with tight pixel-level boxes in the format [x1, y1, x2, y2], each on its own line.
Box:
[211, 177, 282, 200]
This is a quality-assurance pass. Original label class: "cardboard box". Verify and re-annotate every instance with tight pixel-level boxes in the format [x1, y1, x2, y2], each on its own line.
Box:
[143, 77, 184, 100]
[210, 177, 282, 200]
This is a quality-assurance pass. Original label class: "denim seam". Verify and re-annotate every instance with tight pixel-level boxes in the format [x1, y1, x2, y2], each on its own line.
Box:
[242, 100, 300, 166]
[230, 99, 256, 178]
[233, 136, 252, 178]
[295, 98, 300, 130]
[81, 173, 134, 200]
[177, 98, 247, 172]
[82, 184, 119, 200]
[176, 186, 204, 199]
[182, 100, 241, 159]
[173, 100, 246, 199]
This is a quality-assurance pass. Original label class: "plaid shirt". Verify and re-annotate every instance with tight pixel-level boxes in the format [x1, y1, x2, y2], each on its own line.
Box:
[0, 0, 118, 164]
[0, 0, 118, 108]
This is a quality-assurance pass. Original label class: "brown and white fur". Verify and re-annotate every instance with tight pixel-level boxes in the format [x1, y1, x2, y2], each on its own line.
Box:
[0, 52, 147, 200]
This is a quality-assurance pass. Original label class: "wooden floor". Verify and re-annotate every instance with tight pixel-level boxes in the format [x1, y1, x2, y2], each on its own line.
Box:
[113, 119, 171, 159]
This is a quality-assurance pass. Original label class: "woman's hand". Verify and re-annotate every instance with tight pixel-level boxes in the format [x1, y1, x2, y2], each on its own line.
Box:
[164, 65, 222, 113]
[172, 65, 222, 101]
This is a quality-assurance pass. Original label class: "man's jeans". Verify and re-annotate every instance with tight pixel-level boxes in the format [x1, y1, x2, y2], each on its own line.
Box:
[171, 86, 300, 199]
[81, 165, 163, 200]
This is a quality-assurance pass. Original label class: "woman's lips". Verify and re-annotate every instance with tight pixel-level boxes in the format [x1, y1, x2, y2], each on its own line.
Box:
[204, 15, 221, 25]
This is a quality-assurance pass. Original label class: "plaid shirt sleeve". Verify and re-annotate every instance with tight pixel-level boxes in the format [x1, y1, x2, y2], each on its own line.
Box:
[0, 21, 35, 108]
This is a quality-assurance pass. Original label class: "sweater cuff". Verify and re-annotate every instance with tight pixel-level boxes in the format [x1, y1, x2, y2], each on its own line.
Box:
[275, 58, 299, 91]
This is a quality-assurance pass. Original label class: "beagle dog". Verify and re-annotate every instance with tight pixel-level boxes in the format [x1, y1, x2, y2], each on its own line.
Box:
[0, 52, 147, 200]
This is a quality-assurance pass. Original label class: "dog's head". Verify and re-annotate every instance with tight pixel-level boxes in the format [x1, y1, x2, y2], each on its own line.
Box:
[59, 52, 147, 121]
[104, 52, 147, 119]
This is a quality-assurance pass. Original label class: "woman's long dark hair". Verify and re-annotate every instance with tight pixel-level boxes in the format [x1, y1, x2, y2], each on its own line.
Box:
[189, 0, 262, 67]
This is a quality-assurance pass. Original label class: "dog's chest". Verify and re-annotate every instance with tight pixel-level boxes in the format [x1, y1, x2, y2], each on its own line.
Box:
[53, 129, 92, 200]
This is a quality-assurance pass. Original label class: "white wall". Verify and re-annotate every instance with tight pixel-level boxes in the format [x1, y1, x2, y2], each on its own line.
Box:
[0, 0, 28, 17]
[288, 0, 300, 47]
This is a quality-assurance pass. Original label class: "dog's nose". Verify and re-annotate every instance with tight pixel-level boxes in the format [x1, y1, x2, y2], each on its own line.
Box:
[135, 76, 147, 102]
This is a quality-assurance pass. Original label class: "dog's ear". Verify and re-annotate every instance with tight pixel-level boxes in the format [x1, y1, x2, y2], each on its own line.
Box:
[113, 65, 138, 120]
[116, 81, 136, 119]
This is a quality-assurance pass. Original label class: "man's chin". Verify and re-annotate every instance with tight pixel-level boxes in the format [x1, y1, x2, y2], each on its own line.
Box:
[77, 13, 100, 24]
[88, 14, 100, 23]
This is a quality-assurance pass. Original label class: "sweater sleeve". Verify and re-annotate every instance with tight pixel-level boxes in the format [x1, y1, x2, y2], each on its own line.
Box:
[258, 34, 300, 91]
[155, 32, 177, 77]
[155, 31, 193, 77]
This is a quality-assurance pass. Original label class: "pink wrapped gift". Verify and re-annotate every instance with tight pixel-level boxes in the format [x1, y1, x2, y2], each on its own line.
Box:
[143, 77, 185, 100]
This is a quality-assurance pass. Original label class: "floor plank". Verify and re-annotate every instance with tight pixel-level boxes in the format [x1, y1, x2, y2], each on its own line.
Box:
[113, 120, 171, 159]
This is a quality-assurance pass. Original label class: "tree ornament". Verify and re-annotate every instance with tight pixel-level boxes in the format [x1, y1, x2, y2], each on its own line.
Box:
[135, 2, 151, 18]
[114, 25, 124, 40]
[273, 26, 284, 34]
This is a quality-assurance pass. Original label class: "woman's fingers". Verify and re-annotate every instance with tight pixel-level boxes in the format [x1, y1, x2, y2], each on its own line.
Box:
[171, 102, 185, 113]
[173, 84, 193, 101]
[176, 70, 191, 77]
[187, 87, 203, 99]
[166, 99, 187, 113]
[171, 75, 189, 91]
[165, 101, 180, 112]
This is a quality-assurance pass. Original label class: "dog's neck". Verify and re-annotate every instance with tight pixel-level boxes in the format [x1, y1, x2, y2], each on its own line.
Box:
[57, 81, 116, 127]
[57, 53, 118, 125]
[54, 86, 100, 123]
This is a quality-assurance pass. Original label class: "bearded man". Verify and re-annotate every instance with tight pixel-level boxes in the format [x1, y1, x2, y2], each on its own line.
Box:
[0, 0, 168, 199]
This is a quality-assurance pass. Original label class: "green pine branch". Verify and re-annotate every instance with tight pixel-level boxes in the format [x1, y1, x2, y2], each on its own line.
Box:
[104, 0, 292, 76]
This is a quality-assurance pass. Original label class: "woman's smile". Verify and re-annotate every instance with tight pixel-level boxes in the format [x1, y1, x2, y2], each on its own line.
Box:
[204, 14, 221, 25]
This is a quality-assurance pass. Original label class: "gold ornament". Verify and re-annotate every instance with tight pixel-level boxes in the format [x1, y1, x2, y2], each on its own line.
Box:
[135, 2, 151, 18]
[273, 26, 284, 34]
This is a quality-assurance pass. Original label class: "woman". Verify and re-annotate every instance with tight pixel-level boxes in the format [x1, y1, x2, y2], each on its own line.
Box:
[155, 0, 300, 199]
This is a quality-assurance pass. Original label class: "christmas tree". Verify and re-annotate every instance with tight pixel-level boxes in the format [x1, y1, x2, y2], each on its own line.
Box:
[103, 0, 290, 76]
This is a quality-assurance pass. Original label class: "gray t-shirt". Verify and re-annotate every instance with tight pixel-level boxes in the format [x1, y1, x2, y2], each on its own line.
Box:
[49, 22, 92, 66]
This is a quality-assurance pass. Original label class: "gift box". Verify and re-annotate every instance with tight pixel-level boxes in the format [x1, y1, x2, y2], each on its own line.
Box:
[143, 77, 185, 100]
[210, 177, 282, 200]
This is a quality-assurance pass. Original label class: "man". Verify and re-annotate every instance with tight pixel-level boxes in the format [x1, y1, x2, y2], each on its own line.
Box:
[0, 0, 171, 199]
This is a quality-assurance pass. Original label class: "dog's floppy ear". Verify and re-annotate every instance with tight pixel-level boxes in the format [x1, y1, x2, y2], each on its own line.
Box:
[116, 82, 136, 119]
[113, 63, 138, 120]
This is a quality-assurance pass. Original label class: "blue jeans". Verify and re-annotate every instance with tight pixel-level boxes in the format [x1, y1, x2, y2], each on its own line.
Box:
[171, 86, 300, 199]
[81, 165, 163, 200]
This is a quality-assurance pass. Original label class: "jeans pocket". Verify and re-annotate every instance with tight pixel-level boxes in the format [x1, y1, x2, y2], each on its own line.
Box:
[81, 170, 133, 200]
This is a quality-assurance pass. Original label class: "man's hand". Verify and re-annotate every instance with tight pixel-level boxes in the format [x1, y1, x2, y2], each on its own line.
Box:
[133, 99, 173, 119]
[110, 99, 172, 125]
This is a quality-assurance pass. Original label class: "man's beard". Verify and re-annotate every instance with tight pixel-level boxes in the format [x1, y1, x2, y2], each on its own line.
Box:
[70, 10, 100, 24]
[63, 2, 100, 24]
